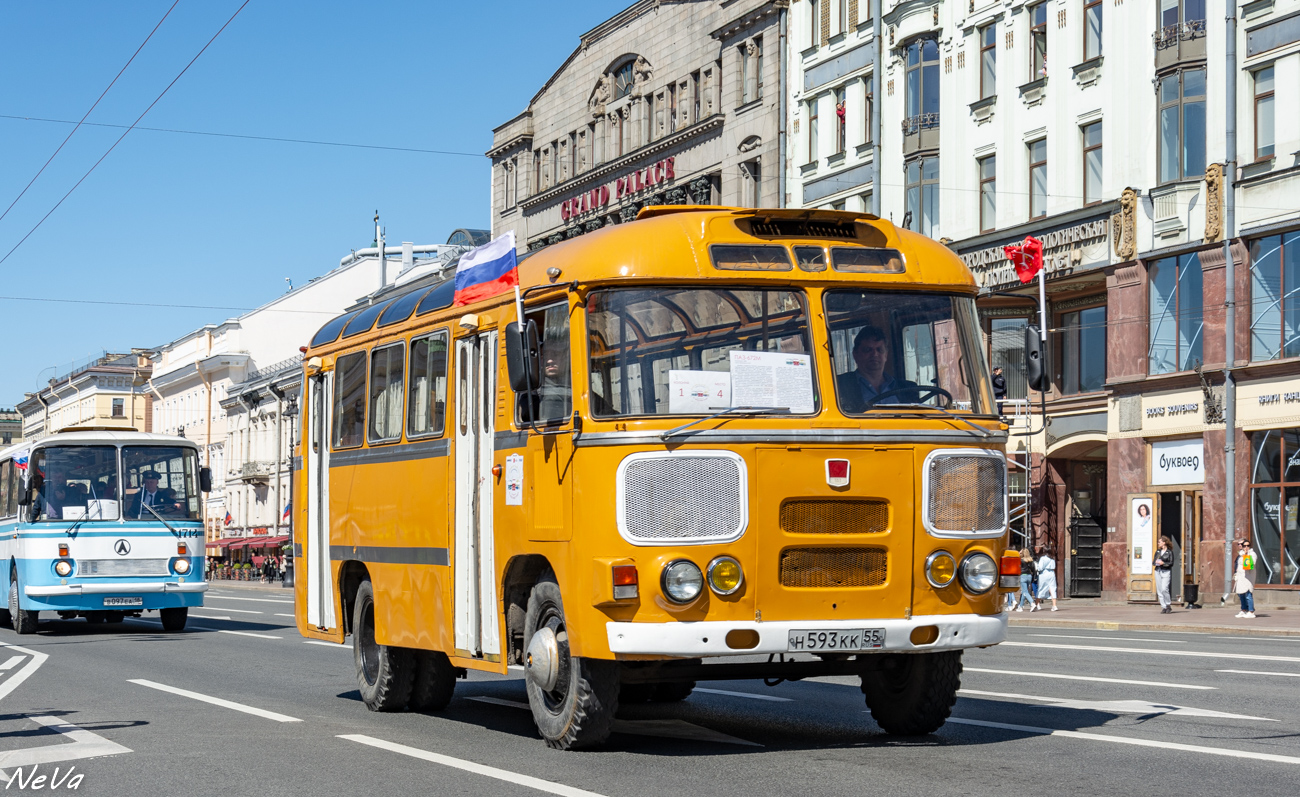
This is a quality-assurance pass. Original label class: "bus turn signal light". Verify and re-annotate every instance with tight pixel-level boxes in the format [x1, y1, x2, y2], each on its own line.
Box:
[58, 544, 69, 557]
[1000, 551, 1021, 589]
[612, 565, 638, 600]
[178, 543, 188, 555]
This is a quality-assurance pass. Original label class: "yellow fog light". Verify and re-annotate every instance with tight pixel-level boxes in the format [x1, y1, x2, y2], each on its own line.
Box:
[707, 556, 744, 596]
[925, 551, 956, 588]
[54, 559, 74, 577]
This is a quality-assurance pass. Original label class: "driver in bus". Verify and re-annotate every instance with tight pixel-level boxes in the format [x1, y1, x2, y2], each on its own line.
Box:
[836, 326, 920, 413]
[127, 470, 181, 519]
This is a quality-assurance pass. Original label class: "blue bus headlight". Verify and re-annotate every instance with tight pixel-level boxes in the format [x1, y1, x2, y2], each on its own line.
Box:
[172, 557, 191, 575]
[54, 559, 74, 577]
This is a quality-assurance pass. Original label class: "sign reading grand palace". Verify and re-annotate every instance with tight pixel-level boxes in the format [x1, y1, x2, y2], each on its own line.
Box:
[958, 214, 1112, 290]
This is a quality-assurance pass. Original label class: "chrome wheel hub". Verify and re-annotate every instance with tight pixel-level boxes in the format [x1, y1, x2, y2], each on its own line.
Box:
[525, 626, 560, 692]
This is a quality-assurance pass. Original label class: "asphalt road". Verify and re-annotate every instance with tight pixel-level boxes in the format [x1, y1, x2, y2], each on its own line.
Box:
[2, 588, 1299, 796]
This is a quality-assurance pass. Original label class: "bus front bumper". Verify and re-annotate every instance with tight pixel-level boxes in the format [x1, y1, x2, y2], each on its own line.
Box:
[607, 613, 1007, 658]
[25, 582, 208, 596]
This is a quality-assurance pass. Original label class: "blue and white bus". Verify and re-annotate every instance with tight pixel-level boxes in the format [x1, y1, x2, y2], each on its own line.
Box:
[0, 430, 209, 633]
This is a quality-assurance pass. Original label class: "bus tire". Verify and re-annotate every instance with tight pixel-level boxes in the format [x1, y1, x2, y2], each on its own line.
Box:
[9, 575, 38, 635]
[523, 574, 618, 749]
[86, 612, 107, 624]
[651, 681, 696, 702]
[160, 607, 188, 632]
[352, 580, 414, 712]
[409, 650, 457, 712]
[860, 651, 962, 735]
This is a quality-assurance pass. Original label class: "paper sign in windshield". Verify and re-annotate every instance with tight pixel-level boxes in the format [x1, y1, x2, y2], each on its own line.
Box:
[668, 370, 732, 414]
[728, 351, 815, 413]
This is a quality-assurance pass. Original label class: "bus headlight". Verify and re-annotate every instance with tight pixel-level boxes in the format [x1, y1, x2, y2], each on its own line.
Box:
[54, 560, 74, 577]
[958, 552, 997, 594]
[706, 556, 744, 595]
[661, 560, 703, 604]
[925, 551, 956, 588]
[172, 557, 191, 575]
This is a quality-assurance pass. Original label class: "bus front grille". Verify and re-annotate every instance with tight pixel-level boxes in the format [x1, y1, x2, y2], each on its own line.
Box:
[779, 547, 887, 588]
[779, 499, 888, 535]
[619, 452, 745, 543]
[77, 559, 170, 577]
[925, 454, 1007, 534]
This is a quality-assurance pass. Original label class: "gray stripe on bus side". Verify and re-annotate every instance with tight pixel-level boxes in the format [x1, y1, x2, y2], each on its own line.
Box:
[494, 430, 529, 450]
[330, 546, 450, 566]
[328, 438, 450, 467]
[572, 428, 1005, 447]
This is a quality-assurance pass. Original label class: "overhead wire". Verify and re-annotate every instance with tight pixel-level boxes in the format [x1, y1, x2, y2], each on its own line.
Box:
[0, 294, 334, 315]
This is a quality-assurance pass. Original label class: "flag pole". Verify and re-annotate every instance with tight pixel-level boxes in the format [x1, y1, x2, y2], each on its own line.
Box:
[1038, 267, 1047, 345]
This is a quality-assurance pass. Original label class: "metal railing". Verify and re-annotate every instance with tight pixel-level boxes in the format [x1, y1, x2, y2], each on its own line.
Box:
[1153, 18, 1206, 48]
[901, 113, 940, 136]
[244, 356, 301, 385]
[238, 461, 275, 481]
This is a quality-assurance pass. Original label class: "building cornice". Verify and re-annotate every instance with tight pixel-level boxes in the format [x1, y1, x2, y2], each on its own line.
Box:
[710, 0, 788, 41]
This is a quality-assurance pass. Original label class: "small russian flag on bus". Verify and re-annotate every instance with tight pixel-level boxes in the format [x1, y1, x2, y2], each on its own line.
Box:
[453, 231, 518, 306]
[13, 451, 28, 472]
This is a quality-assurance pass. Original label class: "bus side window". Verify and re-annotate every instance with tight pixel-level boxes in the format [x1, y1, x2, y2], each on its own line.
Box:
[518, 304, 572, 425]
[368, 342, 405, 444]
[332, 351, 368, 449]
[407, 331, 449, 439]
[0, 460, 11, 517]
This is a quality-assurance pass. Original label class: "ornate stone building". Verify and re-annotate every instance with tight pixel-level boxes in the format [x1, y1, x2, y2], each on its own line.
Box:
[489, 0, 787, 251]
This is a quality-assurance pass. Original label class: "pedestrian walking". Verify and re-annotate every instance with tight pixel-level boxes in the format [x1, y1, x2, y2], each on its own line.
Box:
[1013, 549, 1035, 611]
[1034, 546, 1058, 612]
[991, 366, 1007, 415]
[1154, 535, 1175, 614]
[1234, 538, 1258, 619]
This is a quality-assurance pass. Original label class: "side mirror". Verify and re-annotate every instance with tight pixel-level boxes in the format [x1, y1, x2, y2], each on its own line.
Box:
[1025, 326, 1046, 392]
[505, 320, 541, 393]
[16, 485, 31, 507]
[199, 467, 213, 493]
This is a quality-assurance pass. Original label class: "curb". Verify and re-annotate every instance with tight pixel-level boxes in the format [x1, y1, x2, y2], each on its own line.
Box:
[1008, 616, 1300, 638]
[205, 580, 290, 596]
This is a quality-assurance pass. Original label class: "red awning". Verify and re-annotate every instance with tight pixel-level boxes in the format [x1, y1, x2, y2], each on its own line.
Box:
[230, 535, 290, 550]
[206, 537, 245, 549]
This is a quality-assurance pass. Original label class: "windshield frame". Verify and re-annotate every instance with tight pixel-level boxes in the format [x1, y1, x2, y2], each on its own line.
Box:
[28, 444, 122, 523]
[25, 442, 204, 524]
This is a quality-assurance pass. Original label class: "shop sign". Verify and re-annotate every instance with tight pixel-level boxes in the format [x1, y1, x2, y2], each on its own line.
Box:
[1258, 392, 1300, 405]
[560, 156, 676, 221]
[1150, 438, 1204, 486]
[959, 218, 1110, 289]
[1145, 402, 1199, 418]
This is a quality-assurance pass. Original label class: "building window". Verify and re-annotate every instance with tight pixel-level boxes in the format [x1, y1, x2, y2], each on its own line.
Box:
[978, 155, 996, 233]
[1249, 232, 1300, 362]
[1158, 68, 1206, 184]
[1082, 122, 1103, 205]
[692, 70, 701, 122]
[837, 0, 847, 34]
[1084, 0, 1103, 60]
[112, 398, 125, 418]
[905, 38, 940, 124]
[808, 0, 819, 49]
[741, 159, 761, 206]
[862, 79, 873, 144]
[1160, 0, 1206, 29]
[860, 191, 872, 213]
[980, 24, 996, 99]
[905, 156, 939, 237]
[613, 61, 635, 100]
[1028, 139, 1047, 219]
[1060, 305, 1107, 394]
[1148, 252, 1204, 374]
[1254, 66, 1275, 161]
[835, 87, 847, 153]
[989, 316, 1030, 400]
[1248, 428, 1300, 587]
[755, 38, 764, 101]
[1029, 3, 1048, 79]
[807, 100, 819, 164]
[739, 44, 752, 105]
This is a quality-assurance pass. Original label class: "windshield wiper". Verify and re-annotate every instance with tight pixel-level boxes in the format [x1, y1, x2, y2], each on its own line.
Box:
[662, 406, 792, 439]
[142, 502, 181, 537]
[865, 403, 991, 438]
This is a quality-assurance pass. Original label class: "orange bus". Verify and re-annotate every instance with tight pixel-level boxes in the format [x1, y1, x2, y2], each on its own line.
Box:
[294, 207, 1017, 748]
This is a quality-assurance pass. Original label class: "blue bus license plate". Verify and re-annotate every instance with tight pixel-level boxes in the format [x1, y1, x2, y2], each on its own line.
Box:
[103, 597, 143, 607]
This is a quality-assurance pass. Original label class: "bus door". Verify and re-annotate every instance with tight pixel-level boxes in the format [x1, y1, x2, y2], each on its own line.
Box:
[453, 330, 501, 659]
[306, 373, 338, 630]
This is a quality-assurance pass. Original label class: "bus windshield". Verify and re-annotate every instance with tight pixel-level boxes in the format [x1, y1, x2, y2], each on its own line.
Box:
[29, 446, 121, 522]
[122, 446, 202, 521]
[586, 287, 817, 417]
[825, 290, 992, 415]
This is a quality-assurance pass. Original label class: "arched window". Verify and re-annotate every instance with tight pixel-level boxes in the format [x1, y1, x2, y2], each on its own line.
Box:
[614, 61, 635, 99]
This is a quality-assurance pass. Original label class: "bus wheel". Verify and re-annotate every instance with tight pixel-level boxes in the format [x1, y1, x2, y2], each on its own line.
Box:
[860, 651, 962, 735]
[523, 574, 619, 749]
[160, 608, 188, 632]
[409, 650, 457, 711]
[8, 575, 38, 635]
[651, 681, 696, 702]
[352, 580, 414, 711]
[85, 612, 107, 624]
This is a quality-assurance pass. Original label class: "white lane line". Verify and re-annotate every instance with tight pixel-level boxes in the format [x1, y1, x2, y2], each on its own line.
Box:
[947, 717, 1300, 765]
[128, 679, 301, 722]
[0, 655, 25, 671]
[1025, 634, 1187, 644]
[213, 629, 281, 639]
[0, 644, 47, 703]
[189, 615, 233, 621]
[341, 734, 609, 796]
[205, 595, 294, 605]
[202, 606, 263, 615]
[964, 667, 1215, 691]
[0, 715, 131, 772]
[1211, 636, 1300, 642]
[694, 687, 793, 702]
[957, 689, 1274, 721]
[1216, 669, 1300, 678]
[1003, 641, 1300, 663]
[467, 696, 762, 746]
[304, 640, 349, 649]
[275, 613, 295, 617]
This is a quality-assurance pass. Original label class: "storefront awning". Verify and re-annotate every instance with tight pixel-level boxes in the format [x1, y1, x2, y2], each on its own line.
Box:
[229, 535, 290, 550]
[206, 537, 246, 550]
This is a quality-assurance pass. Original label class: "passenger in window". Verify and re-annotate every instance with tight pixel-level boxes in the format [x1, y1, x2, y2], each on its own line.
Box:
[836, 327, 920, 412]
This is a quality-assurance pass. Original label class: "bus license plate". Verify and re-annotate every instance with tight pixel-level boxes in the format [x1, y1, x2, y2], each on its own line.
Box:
[103, 597, 143, 607]
[788, 628, 885, 652]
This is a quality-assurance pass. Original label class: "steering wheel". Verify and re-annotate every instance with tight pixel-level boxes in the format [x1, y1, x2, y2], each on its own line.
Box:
[863, 384, 953, 409]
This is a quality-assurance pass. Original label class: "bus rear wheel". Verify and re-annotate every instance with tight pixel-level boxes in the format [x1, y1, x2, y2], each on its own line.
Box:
[160, 608, 188, 632]
[523, 574, 618, 749]
[8, 575, 38, 635]
[860, 651, 962, 735]
[352, 580, 414, 712]
[409, 650, 457, 711]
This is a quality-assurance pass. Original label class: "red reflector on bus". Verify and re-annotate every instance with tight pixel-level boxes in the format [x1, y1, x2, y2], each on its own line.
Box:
[612, 565, 638, 586]
[825, 459, 850, 487]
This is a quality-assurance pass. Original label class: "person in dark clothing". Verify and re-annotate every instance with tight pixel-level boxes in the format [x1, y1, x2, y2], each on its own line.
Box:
[1154, 535, 1175, 613]
[835, 326, 920, 413]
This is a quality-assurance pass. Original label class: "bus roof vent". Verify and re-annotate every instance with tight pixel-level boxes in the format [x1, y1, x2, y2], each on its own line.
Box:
[745, 218, 859, 240]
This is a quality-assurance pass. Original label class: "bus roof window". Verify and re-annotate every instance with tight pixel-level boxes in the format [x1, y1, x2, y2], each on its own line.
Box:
[830, 247, 906, 274]
[416, 281, 457, 316]
[311, 310, 360, 347]
[794, 246, 827, 272]
[343, 299, 395, 338]
[709, 244, 793, 272]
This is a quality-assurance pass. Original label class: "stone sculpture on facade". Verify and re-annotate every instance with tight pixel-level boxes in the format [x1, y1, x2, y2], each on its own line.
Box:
[1112, 187, 1137, 261]
[1204, 162, 1224, 243]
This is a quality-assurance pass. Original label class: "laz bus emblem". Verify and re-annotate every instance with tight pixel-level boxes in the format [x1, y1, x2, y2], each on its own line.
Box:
[114, 539, 131, 556]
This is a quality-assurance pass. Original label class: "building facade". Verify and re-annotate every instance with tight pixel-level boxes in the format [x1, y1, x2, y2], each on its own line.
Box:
[0, 408, 22, 447]
[787, 0, 1300, 603]
[490, 0, 787, 251]
[17, 352, 153, 441]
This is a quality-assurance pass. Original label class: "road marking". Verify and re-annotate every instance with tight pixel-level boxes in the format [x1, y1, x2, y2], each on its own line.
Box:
[1002, 641, 1300, 663]
[0, 655, 24, 671]
[0, 715, 131, 774]
[957, 689, 1273, 721]
[275, 613, 295, 617]
[947, 717, 1300, 765]
[189, 615, 233, 621]
[1025, 634, 1187, 644]
[470, 696, 528, 709]
[201, 606, 263, 615]
[467, 696, 761, 746]
[0, 644, 47, 703]
[964, 667, 1215, 691]
[1211, 636, 1300, 642]
[694, 687, 793, 702]
[205, 595, 294, 605]
[213, 629, 281, 639]
[304, 640, 349, 649]
[340, 734, 609, 797]
[128, 679, 301, 722]
[1216, 669, 1300, 678]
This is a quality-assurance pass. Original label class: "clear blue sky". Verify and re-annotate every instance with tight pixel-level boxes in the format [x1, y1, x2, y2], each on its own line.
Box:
[0, 0, 620, 407]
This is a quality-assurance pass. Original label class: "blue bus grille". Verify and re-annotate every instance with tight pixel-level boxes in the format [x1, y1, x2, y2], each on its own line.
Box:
[77, 559, 170, 577]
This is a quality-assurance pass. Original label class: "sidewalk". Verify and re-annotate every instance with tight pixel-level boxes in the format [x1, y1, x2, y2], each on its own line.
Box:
[204, 578, 292, 597]
[1008, 601, 1299, 637]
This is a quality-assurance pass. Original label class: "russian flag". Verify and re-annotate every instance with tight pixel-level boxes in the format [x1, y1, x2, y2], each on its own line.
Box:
[224, 511, 233, 526]
[282, 502, 291, 521]
[453, 231, 519, 306]
[13, 451, 27, 472]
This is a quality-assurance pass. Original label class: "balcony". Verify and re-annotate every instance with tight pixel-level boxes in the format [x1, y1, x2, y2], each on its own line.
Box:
[237, 461, 275, 483]
[1153, 19, 1206, 71]
[901, 113, 939, 155]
